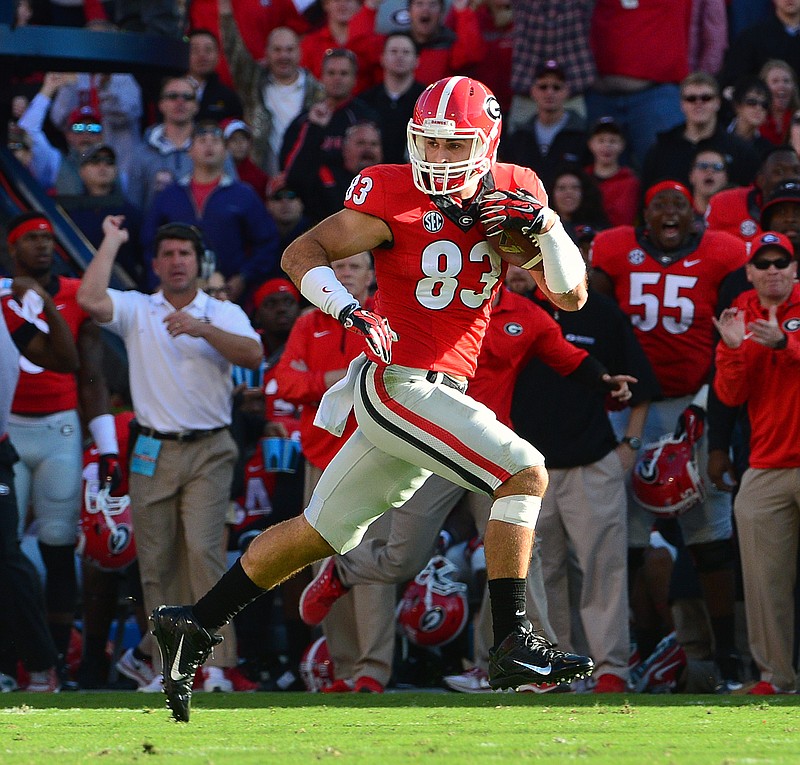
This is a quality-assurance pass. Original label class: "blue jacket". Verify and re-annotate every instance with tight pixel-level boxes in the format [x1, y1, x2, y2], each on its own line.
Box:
[142, 174, 280, 291]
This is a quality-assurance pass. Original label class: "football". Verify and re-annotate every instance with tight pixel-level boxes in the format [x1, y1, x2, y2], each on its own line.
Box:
[490, 229, 543, 270]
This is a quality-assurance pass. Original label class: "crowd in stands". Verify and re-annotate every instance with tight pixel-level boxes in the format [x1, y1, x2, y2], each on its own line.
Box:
[2, 0, 800, 698]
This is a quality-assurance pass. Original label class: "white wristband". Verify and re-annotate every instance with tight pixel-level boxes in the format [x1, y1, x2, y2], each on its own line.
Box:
[300, 266, 359, 319]
[88, 414, 119, 455]
[537, 218, 586, 294]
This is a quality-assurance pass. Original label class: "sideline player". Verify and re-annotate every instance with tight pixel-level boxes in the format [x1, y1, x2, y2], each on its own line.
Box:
[151, 75, 593, 722]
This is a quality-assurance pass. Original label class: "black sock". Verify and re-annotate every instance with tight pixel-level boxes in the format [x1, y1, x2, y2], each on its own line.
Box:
[488, 578, 528, 647]
[710, 613, 736, 657]
[192, 558, 267, 632]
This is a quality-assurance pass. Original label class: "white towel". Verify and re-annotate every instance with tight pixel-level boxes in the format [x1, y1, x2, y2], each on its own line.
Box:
[313, 353, 368, 437]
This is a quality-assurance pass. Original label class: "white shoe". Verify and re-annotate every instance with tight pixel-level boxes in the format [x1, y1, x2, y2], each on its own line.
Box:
[26, 667, 60, 692]
[137, 673, 164, 693]
[116, 648, 156, 689]
[202, 666, 233, 692]
[443, 667, 492, 693]
[0, 672, 18, 692]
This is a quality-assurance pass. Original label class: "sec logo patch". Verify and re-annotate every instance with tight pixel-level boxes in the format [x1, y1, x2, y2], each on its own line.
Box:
[740, 219, 758, 238]
[423, 211, 444, 233]
[628, 248, 646, 265]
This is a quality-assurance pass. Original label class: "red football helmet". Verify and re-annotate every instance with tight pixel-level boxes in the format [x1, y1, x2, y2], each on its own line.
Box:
[299, 636, 336, 692]
[396, 556, 469, 647]
[407, 76, 502, 195]
[77, 461, 137, 571]
[632, 407, 706, 518]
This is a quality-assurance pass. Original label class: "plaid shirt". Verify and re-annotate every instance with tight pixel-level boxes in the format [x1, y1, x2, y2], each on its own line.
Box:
[511, 0, 597, 96]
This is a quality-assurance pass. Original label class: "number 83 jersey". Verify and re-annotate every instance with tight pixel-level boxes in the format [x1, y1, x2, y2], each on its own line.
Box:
[343, 162, 547, 379]
[590, 226, 748, 398]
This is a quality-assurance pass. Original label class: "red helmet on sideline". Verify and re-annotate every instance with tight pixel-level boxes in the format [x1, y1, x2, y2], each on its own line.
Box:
[300, 636, 335, 692]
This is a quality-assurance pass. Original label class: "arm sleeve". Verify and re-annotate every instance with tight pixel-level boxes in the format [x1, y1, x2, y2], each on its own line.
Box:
[272, 316, 331, 404]
[220, 11, 260, 99]
[712, 342, 748, 407]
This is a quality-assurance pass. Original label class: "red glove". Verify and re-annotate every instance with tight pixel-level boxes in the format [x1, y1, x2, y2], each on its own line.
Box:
[98, 453, 123, 494]
[339, 304, 395, 364]
[479, 188, 551, 238]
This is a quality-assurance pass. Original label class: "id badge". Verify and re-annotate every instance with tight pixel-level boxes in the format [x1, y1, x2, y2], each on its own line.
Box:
[130, 434, 162, 477]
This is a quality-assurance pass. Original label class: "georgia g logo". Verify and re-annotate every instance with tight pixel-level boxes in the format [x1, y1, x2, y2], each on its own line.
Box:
[108, 524, 133, 556]
[420, 606, 445, 632]
[484, 95, 501, 121]
[783, 317, 800, 333]
[504, 321, 523, 336]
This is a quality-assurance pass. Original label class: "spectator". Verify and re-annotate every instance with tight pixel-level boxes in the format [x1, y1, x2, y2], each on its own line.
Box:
[280, 48, 378, 177]
[641, 72, 760, 191]
[713, 230, 800, 694]
[759, 59, 800, 146]
[360, 33, 425, 165]
[266, 185, 311, 252]
[48, 70, 143, 180]
[587, 0, 689, 169]
[787, 107, 800, 156]
[705, 146, 800, 244]
[1, 274, 79, 693]
[219, 0, 323, 177]
[6, 212, 120, 689]
[77, 215, 263, 692]
[591, 181, 750, 689]
[188, 28, 244, 123]
[501, 60, 587, 190]
[223, 119, 270, 201]
[688, 145, 730, 223]
[142, 120, 281, 303]
[720, 0, 800, 91]
[6, 125, 34, 175]
[405, 0, 482, 86]
[760, 179, 800, 254]
[507, 0, 595, 131]
[125, 76, 197, 210]
[287, 121, 383, 224]
[469, 0, 514, 116]
[114, 0, 183, 37]
[17, 73, 106, 194]
[585, 116, 641, 227]
[550, 164, 609, 243]
[689, 0, 728, 77]
[300, 0, 382, 95]
[58, 144, 144, 288]
[725, 76, 773, 160]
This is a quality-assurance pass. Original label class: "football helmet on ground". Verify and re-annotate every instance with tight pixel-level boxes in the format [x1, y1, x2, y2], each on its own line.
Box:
[407, 76, 502, 195]
[300, 636, 336, 692]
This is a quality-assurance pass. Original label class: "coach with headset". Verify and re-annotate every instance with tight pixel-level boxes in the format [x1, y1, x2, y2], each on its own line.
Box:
[77, 216, 263, 690]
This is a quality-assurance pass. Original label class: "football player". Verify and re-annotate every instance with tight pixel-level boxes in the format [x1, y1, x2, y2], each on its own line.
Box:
[5, 213, 121, 688]
[150, 75, 592, 722]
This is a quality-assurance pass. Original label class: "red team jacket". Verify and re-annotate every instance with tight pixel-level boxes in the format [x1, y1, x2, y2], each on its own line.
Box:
[714, 284, 800, 469]
[591, 226, 747, 397]
[9, 277, 89, 414]
[343, 162, 547, 379]
[704, 185, 762, 244]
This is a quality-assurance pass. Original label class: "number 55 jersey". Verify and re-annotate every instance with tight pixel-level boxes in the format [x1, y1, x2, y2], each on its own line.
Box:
[590, 227, 747, 398]
[343, 162, 547, 379]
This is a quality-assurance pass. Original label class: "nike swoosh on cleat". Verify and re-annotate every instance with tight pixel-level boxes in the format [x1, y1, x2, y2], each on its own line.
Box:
[512, 659, 552, 675]
[652, 659, 683, 683]
[514, 609, 526, 617]
[170, 635, 186, 681]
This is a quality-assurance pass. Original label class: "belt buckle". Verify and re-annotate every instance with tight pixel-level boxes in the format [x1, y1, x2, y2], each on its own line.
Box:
[175, 430, 193, 442]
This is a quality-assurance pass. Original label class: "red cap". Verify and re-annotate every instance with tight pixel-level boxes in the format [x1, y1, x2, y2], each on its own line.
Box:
[644, 180, 693, 208]
[750, 231, 794, 260]
[253, 278, 300, 307]
[68, 105, 102, 126]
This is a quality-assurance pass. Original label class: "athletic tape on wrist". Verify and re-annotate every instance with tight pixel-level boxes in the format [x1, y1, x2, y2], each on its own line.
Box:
[537, 218, 586, 293]
[88, 414, 119, 455]
[488, 494, 541, 529]
[300, 266, 359, 319]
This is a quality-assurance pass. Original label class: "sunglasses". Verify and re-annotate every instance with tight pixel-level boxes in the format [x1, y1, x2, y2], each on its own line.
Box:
[85, 155, 116, 166]
[194, 127, 223, 139]
[751, 256, 793, 270]
[71, 122, 103, 133]
[162, 92, 195, 102]
[694, 161, 725, 172]
[682, 93, 716, 103]
[535, 83, 564, 91]
[743, 97, 768, 108]
[271, 191, 298, 201]
[7, 142, 29, 151]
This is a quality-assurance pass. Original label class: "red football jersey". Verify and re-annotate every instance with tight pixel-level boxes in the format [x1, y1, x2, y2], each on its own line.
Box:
[591, 227, 747, 397]
[11, 277, 89, 414]
[343, 163, 547, 378]
[704, 185, 762, 244]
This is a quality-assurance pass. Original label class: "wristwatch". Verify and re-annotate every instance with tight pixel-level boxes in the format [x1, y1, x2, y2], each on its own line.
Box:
[621, 436, 642, 450]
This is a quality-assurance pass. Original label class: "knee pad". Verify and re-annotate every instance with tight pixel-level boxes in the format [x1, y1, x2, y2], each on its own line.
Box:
[488, 495, 541, 529]
[688, 539, 734, 573]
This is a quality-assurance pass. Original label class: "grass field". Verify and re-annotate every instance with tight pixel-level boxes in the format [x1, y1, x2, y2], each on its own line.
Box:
[2, 691, 800, 764]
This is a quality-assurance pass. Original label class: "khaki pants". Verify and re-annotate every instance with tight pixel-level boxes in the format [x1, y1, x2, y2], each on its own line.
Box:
[130, 430, 238, 670]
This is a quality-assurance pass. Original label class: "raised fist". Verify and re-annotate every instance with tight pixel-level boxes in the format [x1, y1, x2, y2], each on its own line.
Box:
[338, 304, 395, 364]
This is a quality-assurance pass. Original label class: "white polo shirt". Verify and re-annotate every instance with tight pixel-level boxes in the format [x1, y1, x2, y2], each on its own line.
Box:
[100, 288, 259, 432]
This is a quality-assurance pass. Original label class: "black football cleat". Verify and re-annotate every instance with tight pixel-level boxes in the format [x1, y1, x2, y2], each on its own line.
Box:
[150, 605, 222, 722]
[488, 626, 594, 690]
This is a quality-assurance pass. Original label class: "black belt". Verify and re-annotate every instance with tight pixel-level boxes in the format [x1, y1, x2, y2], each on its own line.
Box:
[425, 370, 468, 394]
[137, 426, 226, 442]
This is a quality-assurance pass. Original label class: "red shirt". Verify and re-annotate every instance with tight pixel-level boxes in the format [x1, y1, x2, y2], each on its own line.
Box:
[591, 226, 747, 397]
[714, 284, 800, 468]
[343, 162, 547, 378]
[190, 178, 220, 214]
[704, 185, 762, 244]
[588, 166, 641, 227]
[11, 277, 89, 414]
[471, 288, 587, 428]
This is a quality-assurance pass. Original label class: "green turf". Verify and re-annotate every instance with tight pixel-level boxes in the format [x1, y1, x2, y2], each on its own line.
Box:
[2, 692, 799, 764]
